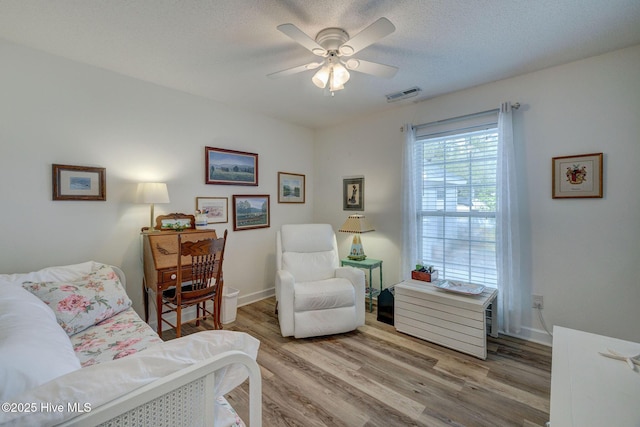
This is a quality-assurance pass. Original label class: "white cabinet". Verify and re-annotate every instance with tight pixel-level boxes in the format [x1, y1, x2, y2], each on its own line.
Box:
[394, 280, 497, 359]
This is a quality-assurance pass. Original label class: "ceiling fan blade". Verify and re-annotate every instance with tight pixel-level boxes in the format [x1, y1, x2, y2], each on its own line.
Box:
[267, 61, 323, 79]
[277, 24, 327, 56]
[339, 17, 395, 56]
[345, 59, 398, 78]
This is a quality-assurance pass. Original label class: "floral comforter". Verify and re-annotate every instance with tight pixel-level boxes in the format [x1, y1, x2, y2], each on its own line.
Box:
[70, 307, 163, 367]
[69, 308, 245, 426]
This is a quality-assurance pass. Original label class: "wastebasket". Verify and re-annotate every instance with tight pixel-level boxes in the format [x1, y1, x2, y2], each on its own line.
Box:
[221, 287, 239, 324]
[377, 286, 394, 325]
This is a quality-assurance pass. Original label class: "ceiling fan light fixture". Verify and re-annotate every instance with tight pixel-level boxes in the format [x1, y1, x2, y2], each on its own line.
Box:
[312, 65, 331, 88]
[330, 63, 350, 88]
[271, 18, 397, 93]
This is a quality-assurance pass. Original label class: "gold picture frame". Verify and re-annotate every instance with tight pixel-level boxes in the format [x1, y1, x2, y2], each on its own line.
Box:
[552, 153, 603, 198]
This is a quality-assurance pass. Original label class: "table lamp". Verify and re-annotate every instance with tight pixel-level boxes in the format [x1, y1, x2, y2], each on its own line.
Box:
[339, 214, 375, 260]
[138, 182, 170, 232]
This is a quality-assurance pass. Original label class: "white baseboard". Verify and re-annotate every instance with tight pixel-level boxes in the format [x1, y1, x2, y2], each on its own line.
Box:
[238, 287, 275, 307]
[147, 288, 276, 331]
[148, 305, 202, 332]
[501, 326, 553, 347]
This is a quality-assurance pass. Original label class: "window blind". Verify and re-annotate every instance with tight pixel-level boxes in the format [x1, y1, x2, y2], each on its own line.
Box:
[414, 114, 498, 287]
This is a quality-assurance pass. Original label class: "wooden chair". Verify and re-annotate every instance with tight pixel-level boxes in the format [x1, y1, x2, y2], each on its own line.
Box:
[159, 229, 228, 337]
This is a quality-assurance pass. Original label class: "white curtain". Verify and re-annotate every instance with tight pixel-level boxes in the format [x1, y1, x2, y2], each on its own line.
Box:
[496, 103, 522, 334]
[401, 124, 418, 280]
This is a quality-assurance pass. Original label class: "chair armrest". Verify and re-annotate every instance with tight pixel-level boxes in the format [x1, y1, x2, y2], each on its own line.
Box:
[336, 267, 366, 326]
[275, 269, 295, 337]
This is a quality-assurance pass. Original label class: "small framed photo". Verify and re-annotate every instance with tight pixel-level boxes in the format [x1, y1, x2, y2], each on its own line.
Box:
[205, 146, 258, 186]
[52, 164, 106, 201]
[552, 153, 603, 199]
[196, 197, 228, 224]
[278, 172, 305, 203]
[343, 176, 364, 210]
[233, 195, 270, 231]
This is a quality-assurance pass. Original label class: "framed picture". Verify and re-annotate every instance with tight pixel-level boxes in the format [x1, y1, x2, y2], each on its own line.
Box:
[205, 147, 258, 186]
[552, 153, 603, 198]
[278, 172, 305, 203]
[343, 176, 364, 210]
[196, 197, 228, 224]
[52, 164, 106, 201]
[233, 195, 270, 231]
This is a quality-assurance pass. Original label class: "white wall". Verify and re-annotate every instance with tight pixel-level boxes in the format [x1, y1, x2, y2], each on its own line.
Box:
[0, 40, 315, 316]
[315, 45, 640, 345]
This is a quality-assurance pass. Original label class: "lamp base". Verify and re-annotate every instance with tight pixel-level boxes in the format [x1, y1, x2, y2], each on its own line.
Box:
[347, 234, 367, 261]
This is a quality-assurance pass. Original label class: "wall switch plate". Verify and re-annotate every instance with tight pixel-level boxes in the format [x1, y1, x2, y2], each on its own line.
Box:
[532, 294, 544, 309]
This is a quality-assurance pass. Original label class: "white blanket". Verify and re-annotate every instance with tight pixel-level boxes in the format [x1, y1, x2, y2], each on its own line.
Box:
[0, 330, 259, 427]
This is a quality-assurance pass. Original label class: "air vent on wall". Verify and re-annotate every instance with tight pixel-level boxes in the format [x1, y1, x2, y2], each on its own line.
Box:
[385, 86, 422, 102]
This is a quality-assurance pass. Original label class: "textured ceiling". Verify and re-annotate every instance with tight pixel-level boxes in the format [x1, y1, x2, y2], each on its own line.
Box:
[1, 0, 639, 129]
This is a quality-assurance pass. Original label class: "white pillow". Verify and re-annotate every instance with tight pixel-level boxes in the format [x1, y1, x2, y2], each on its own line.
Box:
[0, 261, 96, 286]
[22, 265, 132, 336]
[0, 285, 81, 401]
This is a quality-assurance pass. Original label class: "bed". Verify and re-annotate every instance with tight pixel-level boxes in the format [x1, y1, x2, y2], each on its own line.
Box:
[0, 261, 261, 426]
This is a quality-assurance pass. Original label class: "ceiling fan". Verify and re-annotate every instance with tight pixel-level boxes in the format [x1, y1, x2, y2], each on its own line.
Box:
[268, 17, 398, 94]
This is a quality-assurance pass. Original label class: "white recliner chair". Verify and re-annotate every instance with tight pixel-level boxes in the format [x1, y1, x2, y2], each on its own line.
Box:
[275, 224, 366, 338]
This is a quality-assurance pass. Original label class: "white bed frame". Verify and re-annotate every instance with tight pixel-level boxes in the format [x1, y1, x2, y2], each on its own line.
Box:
[64, 267, 262, 426]
[59, 349, 262, 426]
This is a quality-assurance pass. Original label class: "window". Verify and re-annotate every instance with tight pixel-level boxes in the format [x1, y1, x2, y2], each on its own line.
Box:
[414, 118, 498, 287]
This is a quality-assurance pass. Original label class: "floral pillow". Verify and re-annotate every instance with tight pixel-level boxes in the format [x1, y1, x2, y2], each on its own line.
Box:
[22, 265, 132, 336]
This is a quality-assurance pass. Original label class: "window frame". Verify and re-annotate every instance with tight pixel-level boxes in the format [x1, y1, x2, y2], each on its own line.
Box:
[414, 118, 499, 287]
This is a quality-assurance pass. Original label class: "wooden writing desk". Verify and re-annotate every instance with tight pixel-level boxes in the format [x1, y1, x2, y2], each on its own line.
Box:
[142, 229, 217, 332]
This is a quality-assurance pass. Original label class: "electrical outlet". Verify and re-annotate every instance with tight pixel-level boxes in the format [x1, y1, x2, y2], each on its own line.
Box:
[532, 294, 544, 309]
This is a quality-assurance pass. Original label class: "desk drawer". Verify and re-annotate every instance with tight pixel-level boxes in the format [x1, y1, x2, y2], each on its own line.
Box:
[160, 267, 192, 284]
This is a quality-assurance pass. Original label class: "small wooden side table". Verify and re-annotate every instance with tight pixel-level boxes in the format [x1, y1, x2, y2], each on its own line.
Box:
[340, 258, 383, 313]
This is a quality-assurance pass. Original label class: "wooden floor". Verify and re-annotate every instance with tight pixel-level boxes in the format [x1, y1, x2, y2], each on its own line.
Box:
[162, 297, 552, 427]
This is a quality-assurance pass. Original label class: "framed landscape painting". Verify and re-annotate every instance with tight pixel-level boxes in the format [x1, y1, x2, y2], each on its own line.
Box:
[233, 194, 270, 231]
[278, 172, 305, 203]
[205, 147, 258, 186]
[552, 153, 603, 198]
[52, 164, 106, 201]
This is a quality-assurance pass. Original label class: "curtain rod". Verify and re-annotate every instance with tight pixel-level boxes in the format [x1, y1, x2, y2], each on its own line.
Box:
[412, 102, 520, 132]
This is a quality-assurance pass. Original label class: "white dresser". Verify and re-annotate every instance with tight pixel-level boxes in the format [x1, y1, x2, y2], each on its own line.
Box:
[394, 279, 498, 359]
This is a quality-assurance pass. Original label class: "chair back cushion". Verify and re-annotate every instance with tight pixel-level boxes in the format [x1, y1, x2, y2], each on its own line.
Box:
[279, 224, 339, 282]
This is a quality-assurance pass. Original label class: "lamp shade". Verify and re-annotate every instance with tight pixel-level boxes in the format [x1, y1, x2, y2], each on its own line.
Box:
[330, 63, 350, 89]
[138, 182, 170, 204]
[312, 65, 331, 89]
[339, 214, 374, 234]
[138, 182, 170, 232]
